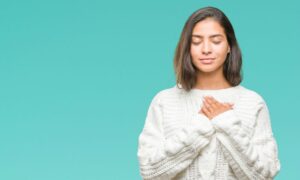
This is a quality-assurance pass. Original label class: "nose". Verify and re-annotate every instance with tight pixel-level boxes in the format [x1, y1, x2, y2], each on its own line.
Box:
[201, 41, 212, 54]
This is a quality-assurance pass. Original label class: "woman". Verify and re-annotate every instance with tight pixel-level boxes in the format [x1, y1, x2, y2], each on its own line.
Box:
[137, 6, 280, 180]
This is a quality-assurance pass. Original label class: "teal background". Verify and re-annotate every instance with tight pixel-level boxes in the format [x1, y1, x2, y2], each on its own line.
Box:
[0, 0, 298, 179]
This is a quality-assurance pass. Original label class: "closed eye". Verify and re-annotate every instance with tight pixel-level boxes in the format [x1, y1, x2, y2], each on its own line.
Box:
[213, 41, 221, 44]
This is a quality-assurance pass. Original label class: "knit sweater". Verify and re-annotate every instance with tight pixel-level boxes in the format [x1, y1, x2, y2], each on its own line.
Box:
[137, 84, 280, 180]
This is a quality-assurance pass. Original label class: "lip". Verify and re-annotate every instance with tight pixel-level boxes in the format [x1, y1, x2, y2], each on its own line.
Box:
[199, 58, 215, 60]
[199, 58, 215, 64]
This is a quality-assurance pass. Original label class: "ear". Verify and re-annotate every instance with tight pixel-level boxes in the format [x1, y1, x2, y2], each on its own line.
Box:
[227, 47, 231, 53]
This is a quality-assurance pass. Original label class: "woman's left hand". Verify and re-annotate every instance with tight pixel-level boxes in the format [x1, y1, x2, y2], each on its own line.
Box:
[199, 96, 234, 120]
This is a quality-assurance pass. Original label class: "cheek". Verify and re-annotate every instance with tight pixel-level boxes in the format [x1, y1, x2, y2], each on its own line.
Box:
[190, 45, 200, 57]
[213, 45, 229, 56]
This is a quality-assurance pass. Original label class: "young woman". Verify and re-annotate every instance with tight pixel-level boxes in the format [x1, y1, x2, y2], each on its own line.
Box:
[137, 6, 280, 180]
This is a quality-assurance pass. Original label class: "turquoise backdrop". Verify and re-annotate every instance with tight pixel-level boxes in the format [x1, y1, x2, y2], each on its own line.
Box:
[0, 0, 299, 179]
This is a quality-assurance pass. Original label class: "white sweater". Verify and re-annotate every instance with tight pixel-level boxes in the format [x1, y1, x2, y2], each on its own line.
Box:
[137, 84, 280, 180]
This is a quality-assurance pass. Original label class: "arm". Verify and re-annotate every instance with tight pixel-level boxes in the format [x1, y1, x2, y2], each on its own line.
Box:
[137, 93, 215, 180]
[211, 100, 280, 180]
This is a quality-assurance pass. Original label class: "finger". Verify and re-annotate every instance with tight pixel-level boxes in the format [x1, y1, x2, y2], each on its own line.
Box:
[202, 107, 212, 120]
[198, 107, 204, 113]
[202, 103, 212, 115]
[207, 96, 221, 106]
[207, 97, 222, 110]
[206, 96, 217, 102]
[203, 96, 210, 103]
[206, 98, 218, 110]
[198, 108, 204, 114]
[223, 103, 230, 108]
[224, 103, 234, 109]
[203, 97, 211, 106]
[204, 96, 212, 103]
[202, 100, 211, 113]
[226, 102, 234, 107]
[204, 96, 215, 105]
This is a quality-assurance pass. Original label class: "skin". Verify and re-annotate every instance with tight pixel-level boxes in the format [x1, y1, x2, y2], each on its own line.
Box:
[200, 96, 234, 120]
[190, 18, 234, 120]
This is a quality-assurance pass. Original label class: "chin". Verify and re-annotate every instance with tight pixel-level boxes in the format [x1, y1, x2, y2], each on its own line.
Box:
[196, 66, 218, 73]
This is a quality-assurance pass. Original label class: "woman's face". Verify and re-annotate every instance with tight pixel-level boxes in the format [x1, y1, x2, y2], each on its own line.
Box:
[190, 18, 230, 74]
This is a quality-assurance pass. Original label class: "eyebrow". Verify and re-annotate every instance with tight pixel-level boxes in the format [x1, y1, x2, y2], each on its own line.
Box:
[192, 34, 224, 38]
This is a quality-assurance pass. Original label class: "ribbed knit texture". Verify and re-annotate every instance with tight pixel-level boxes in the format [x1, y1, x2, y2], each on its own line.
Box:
[137, 84, 280, 180]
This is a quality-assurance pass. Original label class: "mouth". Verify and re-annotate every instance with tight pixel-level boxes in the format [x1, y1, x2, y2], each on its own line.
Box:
[199, 58, 215, 64]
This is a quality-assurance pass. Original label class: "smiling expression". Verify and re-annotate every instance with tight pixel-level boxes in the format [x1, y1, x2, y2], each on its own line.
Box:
[190, 18, 231, 74]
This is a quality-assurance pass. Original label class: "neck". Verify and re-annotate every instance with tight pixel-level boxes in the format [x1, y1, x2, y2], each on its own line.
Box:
[194, 69, 231, 90]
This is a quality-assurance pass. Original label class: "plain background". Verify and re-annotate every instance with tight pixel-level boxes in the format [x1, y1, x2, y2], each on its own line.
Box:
[0, 0, 299, 179]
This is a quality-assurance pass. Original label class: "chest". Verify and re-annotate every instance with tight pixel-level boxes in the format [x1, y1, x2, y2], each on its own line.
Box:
[160, 93, 257, 139]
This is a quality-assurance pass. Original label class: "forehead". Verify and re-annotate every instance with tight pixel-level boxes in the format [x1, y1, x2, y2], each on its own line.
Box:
[192, 18, 226, 37]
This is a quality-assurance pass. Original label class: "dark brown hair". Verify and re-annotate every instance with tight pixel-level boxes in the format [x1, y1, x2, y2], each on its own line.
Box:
[174, 6, 243, 91]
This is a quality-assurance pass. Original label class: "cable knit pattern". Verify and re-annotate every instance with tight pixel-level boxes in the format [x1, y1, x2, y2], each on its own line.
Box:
[211, 92, 281, 180]
[137, 84, 280, 180]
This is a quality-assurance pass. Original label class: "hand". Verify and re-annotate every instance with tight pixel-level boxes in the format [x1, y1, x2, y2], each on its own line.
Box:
[199, 96, 234, 120]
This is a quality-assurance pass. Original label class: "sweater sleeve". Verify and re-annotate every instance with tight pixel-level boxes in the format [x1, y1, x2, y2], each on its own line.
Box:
[211, 98, 280, 180]
[137, 93, 215, 180]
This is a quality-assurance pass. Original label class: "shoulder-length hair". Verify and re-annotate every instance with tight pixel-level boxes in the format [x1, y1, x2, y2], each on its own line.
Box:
[174, 6, 243, 92]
